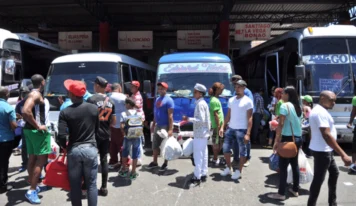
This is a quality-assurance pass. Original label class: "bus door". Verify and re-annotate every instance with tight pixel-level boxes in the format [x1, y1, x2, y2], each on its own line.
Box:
[264, 52, 280, 91]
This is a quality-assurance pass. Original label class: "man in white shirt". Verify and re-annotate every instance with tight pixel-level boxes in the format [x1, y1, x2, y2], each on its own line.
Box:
[183, 83, 210, 187]
[308, 91, 352, 206]
[219, 80, 253, 180]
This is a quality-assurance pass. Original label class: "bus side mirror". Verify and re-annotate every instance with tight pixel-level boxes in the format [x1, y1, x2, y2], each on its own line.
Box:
[143, 80, 151, 94]
[0, 50, 11, 58]
[4, 59, 15, 75]
[124, 82, 131, 95]
[295, 65, 305, 80]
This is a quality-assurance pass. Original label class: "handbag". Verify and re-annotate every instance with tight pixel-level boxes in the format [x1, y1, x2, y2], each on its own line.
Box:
[43, 151, 70, 191]
[277, 104, 298, 158]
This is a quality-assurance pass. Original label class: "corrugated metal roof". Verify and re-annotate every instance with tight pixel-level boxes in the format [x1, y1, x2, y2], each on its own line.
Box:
[231, 3, 340, 12]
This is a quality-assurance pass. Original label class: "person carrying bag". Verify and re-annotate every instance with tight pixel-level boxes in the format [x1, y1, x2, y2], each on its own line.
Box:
[268, 86, 303, 201]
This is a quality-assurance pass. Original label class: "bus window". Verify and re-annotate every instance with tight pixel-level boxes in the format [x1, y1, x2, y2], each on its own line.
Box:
[265, 54, 279, 91]
[121, 64, 131, 83]
[131, 66, 139, 81]
[286, 52, 299, 87]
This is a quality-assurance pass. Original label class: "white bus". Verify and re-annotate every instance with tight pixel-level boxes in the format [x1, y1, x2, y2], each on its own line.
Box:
[238, 25, 356, 143]
[45, 52, 156, 136]
[0, 28, 65, 101]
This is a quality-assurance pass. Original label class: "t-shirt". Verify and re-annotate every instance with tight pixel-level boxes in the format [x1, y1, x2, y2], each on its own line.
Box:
[87, 94, 116, 140]
[279, 102, 302, 137]
[275, 100, 283, 116]
[352, 96, 356, 106]
[228, 95, 253, 129]
[154, 95, 174, 126]
[58, 101, 98, 150]
[209, 96, 224, 129]
[309, 105, 337, 152]
[110, 92, 127, 128]
[0, 98, 16, 142]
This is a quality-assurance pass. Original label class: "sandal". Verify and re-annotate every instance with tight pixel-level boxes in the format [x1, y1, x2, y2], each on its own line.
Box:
[130, 172, 139, 180]
[118, 169, 129, 178]
[288, 188, 299, 197]
[267, 193, 286, 200]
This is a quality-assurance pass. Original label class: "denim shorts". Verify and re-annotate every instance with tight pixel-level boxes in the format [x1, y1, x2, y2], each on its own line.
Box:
[122, 137, 141, 159]
[223, 128, 249, 157]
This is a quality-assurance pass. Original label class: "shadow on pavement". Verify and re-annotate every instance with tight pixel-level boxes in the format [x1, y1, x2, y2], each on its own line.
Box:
[108, 176, 132, 187]
[265, 173, 279, 187]
[8, 166, 22, 174]
[5, 189, 43, 206]
[338, 166, 351, 173]
[167, 174, 193, 190]
[139, 165, 179, 176]
[258, 193, 285, 205]
[209, 173, 237, 183]
[259, 157, 270, 164]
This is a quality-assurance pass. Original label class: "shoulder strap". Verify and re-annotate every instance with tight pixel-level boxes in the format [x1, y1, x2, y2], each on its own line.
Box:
[286, 103, 295, 143]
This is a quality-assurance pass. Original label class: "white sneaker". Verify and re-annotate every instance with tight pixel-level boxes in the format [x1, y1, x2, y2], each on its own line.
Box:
[231, 170, 241, 180]
[214, 158, 220, 166]
[220, 167, 231, 176]
[244, 160, 250, 167]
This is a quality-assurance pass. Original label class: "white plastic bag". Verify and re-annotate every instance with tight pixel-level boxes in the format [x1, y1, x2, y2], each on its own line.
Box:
[182, 138, 193, 157]
[48, 136, 60, 160]
[287, 149, 314, 184]
[161, 137, 182, 161]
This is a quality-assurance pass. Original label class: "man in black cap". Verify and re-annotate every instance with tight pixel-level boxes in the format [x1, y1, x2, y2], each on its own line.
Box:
[87, 76, 116, 196]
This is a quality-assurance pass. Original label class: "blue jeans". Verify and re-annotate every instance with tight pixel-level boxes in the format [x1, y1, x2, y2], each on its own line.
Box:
[122, 137, 141, 159]
[67, 144, 98, 206]
[223, 128, 250, 157]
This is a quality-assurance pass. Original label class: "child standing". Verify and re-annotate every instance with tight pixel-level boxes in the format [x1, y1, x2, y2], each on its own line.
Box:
[119, 98, 144, 180]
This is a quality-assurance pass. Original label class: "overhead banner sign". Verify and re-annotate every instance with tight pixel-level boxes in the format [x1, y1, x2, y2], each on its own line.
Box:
[234, 23, 271, 41]
[303, 54, 356, 64]
[177, 30, 213, 49]
[118, 31, 153, 50]
[58, 31, 92, 50]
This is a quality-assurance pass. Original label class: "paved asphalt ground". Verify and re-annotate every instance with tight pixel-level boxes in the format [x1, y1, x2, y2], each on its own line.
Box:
[1, 146, 356, 206]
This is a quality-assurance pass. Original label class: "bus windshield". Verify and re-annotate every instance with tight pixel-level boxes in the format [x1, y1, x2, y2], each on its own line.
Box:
[44, 62, 120, 96]
[156, 62, 234, 97]
[302, 38, 356, 97]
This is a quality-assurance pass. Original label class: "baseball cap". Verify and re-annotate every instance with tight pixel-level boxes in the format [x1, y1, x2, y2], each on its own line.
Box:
[64, 79, 86, 97]
[194, 83, 207, 93]
[131, 81, 140, 88]
[157, 82, 168, 89]
[94, 76, 108, 88]
[231, 75, 242, 82]
[235, 80, 247, 87]
[301, 95, 313, 103]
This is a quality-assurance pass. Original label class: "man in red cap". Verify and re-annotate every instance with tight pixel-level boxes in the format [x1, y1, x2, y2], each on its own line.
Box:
[147, 82, 174, 171]
[87, 76, 116, 196]
[58, 79, 99, 206]
[130, 81, 145, 166]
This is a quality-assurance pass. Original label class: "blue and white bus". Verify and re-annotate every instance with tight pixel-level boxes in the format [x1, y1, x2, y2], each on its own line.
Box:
[45, 52, 156, 134]
[153, 52, 235, 144]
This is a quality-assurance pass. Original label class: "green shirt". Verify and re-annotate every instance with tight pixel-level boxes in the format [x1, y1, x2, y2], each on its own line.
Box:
[275, 100, 283, 116]
[352, 96, 356, 106]
[279, 102, 302, 137]
[209, 96, 224, 129]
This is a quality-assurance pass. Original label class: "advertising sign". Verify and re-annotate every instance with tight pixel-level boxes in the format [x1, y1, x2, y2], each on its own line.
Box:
[159, 63, 231, 74]
[303, 54, 356, 64]
[234, 23, 271, 41]
[177, 30, 213, 49]
[118, 31, 153, 50]
[58, 31, 92, 50]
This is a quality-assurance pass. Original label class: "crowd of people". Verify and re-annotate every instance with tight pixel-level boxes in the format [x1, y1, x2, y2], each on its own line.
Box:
[0, 73, 355, 206]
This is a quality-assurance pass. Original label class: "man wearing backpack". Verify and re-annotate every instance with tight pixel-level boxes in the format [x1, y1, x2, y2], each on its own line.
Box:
[87, 76, 116, 196]
[147, 82, 174, 171]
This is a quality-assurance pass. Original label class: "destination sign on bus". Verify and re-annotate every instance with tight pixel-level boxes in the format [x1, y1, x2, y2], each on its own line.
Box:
[303, 54, 356, 64]
[159, 63, 231, 74]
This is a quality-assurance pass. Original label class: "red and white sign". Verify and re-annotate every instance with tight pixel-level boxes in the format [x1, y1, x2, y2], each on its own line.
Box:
[118, 31, 153, 50]
[58, 31, 92, 50]
[235, 23, 271, 41]
[177, 30, 213, 49]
